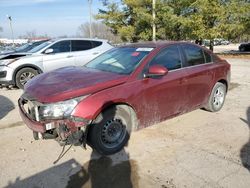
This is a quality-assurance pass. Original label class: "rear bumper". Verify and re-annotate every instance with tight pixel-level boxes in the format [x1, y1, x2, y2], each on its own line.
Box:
[18, 98, 46, 133]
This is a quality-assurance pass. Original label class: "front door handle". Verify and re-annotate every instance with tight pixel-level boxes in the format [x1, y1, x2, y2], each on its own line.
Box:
[67, 55, 73, 58]
[180, 78, 188, 84]
[92, 52, 99, 55]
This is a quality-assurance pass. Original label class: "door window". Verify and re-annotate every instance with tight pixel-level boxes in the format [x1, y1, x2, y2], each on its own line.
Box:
[150, 45, 182, 71]
[48, 41, 70, 53]
[72, 40, 93, 51]
[182, 44, 205, 66]
[92, 41, 103, 48]
[204, 50, 212, 63]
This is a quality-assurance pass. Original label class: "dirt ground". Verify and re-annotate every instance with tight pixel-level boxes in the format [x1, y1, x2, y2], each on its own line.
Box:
[0, 57, 250, 188]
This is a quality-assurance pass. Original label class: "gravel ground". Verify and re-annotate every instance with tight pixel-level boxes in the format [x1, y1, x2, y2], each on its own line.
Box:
[0, 58, 250, 188]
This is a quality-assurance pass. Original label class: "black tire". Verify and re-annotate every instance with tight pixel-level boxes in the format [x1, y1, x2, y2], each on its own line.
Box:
[15, 68, 38, 89]
[87, 106, 132, 155]
[205, 82, 227, 112]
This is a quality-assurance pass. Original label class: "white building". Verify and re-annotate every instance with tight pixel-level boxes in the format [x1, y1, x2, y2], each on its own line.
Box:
[0, 38, 28, 44]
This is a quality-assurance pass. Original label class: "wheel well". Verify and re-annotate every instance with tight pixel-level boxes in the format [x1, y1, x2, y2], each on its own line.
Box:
[13, 65, 43, 85]
[218, 79, 228, 92]
[98, 103, 139, 132]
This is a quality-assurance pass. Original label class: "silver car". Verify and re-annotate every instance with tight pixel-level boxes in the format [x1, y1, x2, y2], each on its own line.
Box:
[0, 38, 113, 89]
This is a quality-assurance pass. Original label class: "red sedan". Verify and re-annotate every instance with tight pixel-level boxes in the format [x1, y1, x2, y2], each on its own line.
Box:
[18, 41, 231, 155]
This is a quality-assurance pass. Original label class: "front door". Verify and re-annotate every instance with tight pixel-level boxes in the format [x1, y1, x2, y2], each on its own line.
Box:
[42, 40, 75, 71]
[140, 45, 188, 126]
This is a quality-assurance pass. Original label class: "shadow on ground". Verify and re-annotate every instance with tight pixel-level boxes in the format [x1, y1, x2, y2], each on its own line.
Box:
[0, 95, 15, 120]
[240, 107, 250, 172]
[6, 149, 138, 188]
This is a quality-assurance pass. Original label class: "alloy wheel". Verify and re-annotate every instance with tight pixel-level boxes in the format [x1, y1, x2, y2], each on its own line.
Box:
[213, 86, 225, 109]
[19, 72, 35, 86]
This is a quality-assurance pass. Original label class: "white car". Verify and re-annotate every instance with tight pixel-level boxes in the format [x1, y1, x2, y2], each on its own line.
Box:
[0, 38, 113, 89]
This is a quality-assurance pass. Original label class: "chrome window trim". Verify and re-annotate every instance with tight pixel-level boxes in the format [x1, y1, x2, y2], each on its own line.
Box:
[168, 61, 214, 73]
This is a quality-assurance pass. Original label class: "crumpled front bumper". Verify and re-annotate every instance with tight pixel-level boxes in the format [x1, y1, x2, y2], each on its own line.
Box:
[18, 97, 91, 146]
[18, 98, 46, 133]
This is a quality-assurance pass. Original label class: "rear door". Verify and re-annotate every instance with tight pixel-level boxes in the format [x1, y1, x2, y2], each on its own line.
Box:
[72, 40, 103, 66]
[181, 44, 214, 110]
[42, 40, 75, 71]
[140, 45, 188, 125]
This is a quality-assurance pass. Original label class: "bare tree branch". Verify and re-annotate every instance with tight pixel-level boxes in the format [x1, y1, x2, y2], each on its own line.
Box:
[77, 22, 121, 43]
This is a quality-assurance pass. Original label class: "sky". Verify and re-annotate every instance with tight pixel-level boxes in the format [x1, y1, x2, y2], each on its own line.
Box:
[0, 0, 105, 38]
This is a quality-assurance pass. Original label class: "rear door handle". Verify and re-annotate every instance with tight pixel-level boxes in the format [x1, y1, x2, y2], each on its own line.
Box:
[92, 52, 99, 55]
[67, 55, 73, 58]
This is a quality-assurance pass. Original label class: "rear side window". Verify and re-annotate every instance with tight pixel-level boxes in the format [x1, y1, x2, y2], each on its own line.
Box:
[49, 41, 70, 53]
[92, 41, 102, 48]
[204, 50, 212, 63]
[212, 54, 221, 62]
[182, 44, 205, 66]
[150, 45, 182, 71]
[71, 40, 93, 51]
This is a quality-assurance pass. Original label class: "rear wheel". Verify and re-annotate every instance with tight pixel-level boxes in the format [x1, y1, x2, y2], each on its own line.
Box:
[15, 68, 38, 89]
[205, 82, 226, 112]
[87, 106, 132, 155]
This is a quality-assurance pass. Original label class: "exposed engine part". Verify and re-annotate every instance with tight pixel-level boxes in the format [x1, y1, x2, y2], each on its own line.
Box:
[56, 123, 88, 147]
[43, 129, 58, 139]
[53, 125, 89, 165]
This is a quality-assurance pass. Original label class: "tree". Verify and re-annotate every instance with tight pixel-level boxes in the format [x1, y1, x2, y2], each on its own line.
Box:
[96, 0, 196, 41]
[96, 0, 153, 42]
[77, 22, 121, 42]
[19, 30, 49, 39]
[97, 0, 250, 48]
[156, 0, 196, 40]
[183, 0, 250, 50]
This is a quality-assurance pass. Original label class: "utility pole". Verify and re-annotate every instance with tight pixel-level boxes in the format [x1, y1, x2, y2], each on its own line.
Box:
[7, 15, 15, 46]
[152, 0, 156, 41]
[88, 0, 93, 38]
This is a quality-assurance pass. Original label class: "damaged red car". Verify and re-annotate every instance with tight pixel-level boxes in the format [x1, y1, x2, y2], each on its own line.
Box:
[18, 41, 231, 155]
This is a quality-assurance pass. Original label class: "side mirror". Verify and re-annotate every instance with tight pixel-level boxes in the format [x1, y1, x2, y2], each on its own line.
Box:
[144, 65, 168, 78]
[44, 48, 54, 54]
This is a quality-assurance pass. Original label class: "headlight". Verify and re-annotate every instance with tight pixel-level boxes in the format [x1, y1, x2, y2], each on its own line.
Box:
[39, 96, 88, 120]
[0, 59, 17, 66]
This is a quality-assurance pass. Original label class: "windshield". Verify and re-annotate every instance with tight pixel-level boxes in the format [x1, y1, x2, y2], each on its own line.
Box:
[28, 41, 52, 53]
[86, 47, 153, 75]
[15, 43, 30, 52]
[15, 41, 47, 53]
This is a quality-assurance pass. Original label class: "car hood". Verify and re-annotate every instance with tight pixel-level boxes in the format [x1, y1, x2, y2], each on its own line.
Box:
[24, 66, 129, 103]
[0, 52, 32, 60]
[0, 50, 14, 56]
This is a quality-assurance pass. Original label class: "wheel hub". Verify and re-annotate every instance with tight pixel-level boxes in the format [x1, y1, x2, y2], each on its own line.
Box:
[213, 86, 225, 108]
[20, 72, 35, 85]
[101, 119, 126, 147]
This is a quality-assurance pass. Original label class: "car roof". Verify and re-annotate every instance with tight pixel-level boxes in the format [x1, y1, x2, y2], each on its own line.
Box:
[120, 41, 193, 48]
[49, 38, 109, 43]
